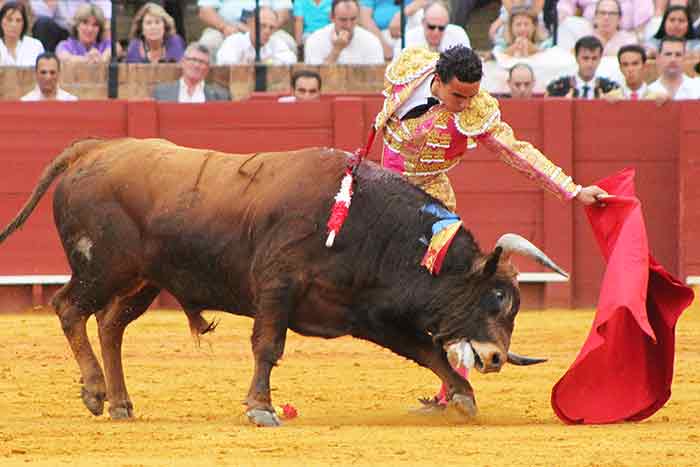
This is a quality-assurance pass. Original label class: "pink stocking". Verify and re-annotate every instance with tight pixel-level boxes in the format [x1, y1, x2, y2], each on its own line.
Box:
[436, 366, 469, 405]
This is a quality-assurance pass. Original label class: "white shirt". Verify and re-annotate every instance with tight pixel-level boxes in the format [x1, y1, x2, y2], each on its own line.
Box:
[648, 75, 700, 100]
[574, 74, 596, 99]
[304, 24, 384, 65]
[197, 0, 292, 24]
[216, 32, 296, 65]
[393, 24, 471, 58]
[21, 86, 78, 101]
[0, 37, 45, 67]
[178, 78, 206, 103]
[396, 73, 435, 119]
[617, 82, 650, 99]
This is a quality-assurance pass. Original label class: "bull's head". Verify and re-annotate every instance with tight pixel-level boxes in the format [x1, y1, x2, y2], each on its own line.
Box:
[438, 234, 564, 374]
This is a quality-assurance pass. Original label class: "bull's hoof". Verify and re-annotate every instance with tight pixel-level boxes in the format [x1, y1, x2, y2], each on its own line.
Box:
[246, 408, 281, 427]
[80, 386, 105, 416]
[410, 396, 447, 415]
[109, 402, 134, 420]
[449, 394, 478, 418]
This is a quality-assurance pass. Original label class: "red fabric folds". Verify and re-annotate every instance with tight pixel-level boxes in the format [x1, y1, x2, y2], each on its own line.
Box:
[551, 168, 694, 424]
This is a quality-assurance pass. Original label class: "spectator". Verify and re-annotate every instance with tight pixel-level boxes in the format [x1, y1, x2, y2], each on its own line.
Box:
[558, 0, 654, 33]
[360, 0, 421, 60]
[498, 6, 543, 57]
[393, 1, 471, 56]
[153, 42, 231, 102]
[279, 69, 322, 101]
[197, 0, 294, 55]
[127, 2, 185, 63]
[55, 3, 111, 64]
[593, 0, 638, 56]
[647, 5, 700, 54]
[0, 1, 44, 66]
[603, 44, 663, 98]
[546, 35, 620, 97]
[217, 6, 296, 64]
[304, 0, 384, 65]
[31, 1, 112, 52]
[21, 51, 77, 101]
[506, 62, 536, 97]
[489, 0, 548, 51]
[646, 0, 700, 44]
[293, 0, 332, 48]
[648, 36, 700, 98]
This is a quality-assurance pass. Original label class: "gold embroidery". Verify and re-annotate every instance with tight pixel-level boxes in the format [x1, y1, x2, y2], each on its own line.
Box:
[455, 90, 500, 136]
[385, 47, 439, 85]
[427, 131, 451, 149]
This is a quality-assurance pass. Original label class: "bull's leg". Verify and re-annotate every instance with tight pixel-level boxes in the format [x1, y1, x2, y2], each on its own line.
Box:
[52, 283, 106, 416]
[95, 283, 160, 420]
[359, 328, 477, 418]
[245, 282, 292, 427]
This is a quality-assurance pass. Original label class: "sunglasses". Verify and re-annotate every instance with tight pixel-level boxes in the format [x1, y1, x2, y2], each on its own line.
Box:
[426, 23, 447, 31]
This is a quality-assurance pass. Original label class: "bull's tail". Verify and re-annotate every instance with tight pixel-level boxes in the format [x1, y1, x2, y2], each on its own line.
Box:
[0, 138, 104, 244]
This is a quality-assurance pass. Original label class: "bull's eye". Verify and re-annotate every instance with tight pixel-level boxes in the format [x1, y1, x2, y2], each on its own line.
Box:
[494, 289, 505, 301]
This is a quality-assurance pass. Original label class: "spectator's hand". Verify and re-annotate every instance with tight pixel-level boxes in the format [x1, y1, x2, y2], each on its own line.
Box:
[655, 93, 670, 106]
[576, 185, 610, 206]
[86, 48, 102, 64]
[602, 92, 619, 103]
[223, 23, 239, 37]
[331, 29, 351, 50]
[513, 37, 529, 56]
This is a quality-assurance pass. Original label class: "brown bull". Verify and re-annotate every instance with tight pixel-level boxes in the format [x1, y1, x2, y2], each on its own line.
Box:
[0, 138, 562, 426]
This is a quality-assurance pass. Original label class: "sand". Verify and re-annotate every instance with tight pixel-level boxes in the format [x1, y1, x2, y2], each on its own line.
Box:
[1, 303, 698, 466]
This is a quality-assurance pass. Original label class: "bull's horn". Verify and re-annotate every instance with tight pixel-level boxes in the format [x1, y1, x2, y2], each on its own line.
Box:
[495, 233, 568, 278]
[507, 352, 547, 366]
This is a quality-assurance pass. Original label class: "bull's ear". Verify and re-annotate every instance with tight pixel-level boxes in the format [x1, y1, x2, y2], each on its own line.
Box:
[482, 246, 503, 278]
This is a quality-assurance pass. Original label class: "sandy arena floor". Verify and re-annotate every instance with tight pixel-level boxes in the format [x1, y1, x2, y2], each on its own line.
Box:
[0, 302, 698, 466]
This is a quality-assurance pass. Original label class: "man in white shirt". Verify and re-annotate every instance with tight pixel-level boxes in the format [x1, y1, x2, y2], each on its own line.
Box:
[21, 52, 77, 101]
[393, 1, 470, 57]
[198, 0, 293, 54]
[603, 44, 664, 100]
[278, 69, 322, 102]
[217, 6, 296, 64]
[153, 43, 231, 102]
[648, 37, 700, 100]
[304, 0, 384, 65]
[545, 36, 619, 98]
[506, 63, 535, 98]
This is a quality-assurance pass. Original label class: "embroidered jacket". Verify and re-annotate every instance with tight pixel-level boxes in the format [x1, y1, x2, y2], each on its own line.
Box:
[375, 47, 581, 209]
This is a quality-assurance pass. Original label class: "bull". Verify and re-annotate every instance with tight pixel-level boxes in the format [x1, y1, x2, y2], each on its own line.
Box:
[0, 138, 565, 426]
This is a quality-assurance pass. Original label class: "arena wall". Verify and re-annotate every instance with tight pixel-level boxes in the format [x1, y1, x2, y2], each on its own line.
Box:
[0, 99, 697, 311]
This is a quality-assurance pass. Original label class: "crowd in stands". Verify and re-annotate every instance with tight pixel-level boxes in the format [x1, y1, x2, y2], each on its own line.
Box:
[0, 0, 699, 101]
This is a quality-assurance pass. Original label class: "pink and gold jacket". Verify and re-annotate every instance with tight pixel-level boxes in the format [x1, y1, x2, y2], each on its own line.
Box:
[375, 47, 581, 210]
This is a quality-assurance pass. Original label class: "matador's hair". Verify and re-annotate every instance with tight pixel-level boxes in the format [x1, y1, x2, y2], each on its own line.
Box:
[435, 45, 482, 84]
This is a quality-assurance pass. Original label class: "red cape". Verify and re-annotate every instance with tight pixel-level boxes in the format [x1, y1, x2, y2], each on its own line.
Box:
[551, 168, 694, 424]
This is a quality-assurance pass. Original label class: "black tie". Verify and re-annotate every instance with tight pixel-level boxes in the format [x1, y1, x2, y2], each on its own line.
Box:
[402, 97, 440, 120]
[582, 84, 590, 99]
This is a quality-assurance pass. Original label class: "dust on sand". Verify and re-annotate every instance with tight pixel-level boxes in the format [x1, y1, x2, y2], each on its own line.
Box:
[1, 303, 698, 466]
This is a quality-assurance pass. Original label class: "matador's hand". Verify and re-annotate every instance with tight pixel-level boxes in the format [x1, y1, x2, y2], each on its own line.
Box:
[576, 185, 611, 206]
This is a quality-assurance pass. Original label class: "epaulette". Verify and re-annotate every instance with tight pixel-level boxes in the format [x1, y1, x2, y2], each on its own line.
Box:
[454, 89, 500, 136]
[385, 47, 439, 85]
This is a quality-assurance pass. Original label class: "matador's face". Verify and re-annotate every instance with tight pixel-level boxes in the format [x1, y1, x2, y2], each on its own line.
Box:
[432, 74, 480, 113]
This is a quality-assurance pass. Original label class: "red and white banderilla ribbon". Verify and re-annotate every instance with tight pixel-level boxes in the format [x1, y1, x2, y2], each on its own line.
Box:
[325, 127, 377, 247]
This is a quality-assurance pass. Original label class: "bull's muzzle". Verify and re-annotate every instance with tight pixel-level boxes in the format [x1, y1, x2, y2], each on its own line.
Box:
[445, 340, 505, 374]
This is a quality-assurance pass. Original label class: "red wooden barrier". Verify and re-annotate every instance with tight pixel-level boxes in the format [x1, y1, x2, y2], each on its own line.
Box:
[0, 99, 695, 311]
